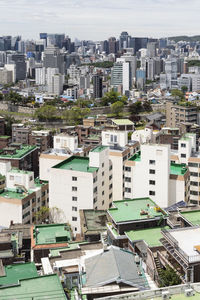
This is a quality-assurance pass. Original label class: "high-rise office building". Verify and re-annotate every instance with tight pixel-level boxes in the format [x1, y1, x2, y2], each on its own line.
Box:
[119, 32, 130, 50]
[43, 45, 65, 74]
[108, 37, 117, 54]
[93, 74, 103, 99]
[111, 61, 131, 94]
[147, 42, 157, 58]
[11, 54, 26, 80]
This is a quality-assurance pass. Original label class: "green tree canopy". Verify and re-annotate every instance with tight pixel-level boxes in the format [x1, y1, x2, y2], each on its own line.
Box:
[35, 105, 58, 121]
[159, 265, 181, 287]
[171, 89, 184, 100]
[62, 107, 90, 125]
[111, 101, 124, 116]
[101, 90, 127, 106]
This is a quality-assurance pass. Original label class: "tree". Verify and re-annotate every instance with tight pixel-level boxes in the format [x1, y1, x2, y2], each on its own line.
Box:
[129, 101, 143, 115]
[62, 107, 90, 125]
[35, 206, 66, 224]
[111, 101, 124, 116]
[35, 206, 49, 224]
[35, 105, 58, 121]
[171, 89, 184, 100]
[159, 265, 181, 287]
[143, 101, 152, 112]
[181, 86, 188, 94]
[4, 115, 20, 136]
[101, 90, 121, 106]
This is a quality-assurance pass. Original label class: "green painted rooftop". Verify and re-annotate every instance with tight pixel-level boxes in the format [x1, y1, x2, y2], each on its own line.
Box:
[0, 274, 66, 299]
[170, 163, 188, 176]
[153, 293, 200, 300]
[8, 168, 32, 175]
[34, 224, 71, 245]
[108, 198, 167, 223]
[0, 145, 36, 159]
[112, 119, 134, 125]
[181, 210, 200, 226]
[0, 189, 29, 200]
[129, 151, 141, 162]
[53, 156, 98, 173]
[0, 263, 38, 287]
[126, 226, 170, 247]
[91, 145, 107, 152]
[0, 136, 10, 139]
[50, 241, 88, 257]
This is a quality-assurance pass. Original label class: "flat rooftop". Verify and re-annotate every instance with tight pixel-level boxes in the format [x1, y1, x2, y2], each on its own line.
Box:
[168, 227, 200, 257]
[34, 224, 71, 245]
[0, 189, 30, 200]
[0, 145, 36, 159]
[52, 156, 98, 173]
[91, 145, 107, 153]
[49, 241, 89, 257]
[81, 210, 108, 233]
[111, 119, 134, 125]
[181, 211, 200, 225]
[108, 198, 167, 224]
[0, 274, 66, 299]
[0, 263, 38, 286]
[126, 226, 170, 247]
[154, 294, 200, 300]
[170, 163, 188, 176]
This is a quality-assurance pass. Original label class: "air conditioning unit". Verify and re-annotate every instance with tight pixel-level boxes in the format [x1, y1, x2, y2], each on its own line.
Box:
[185, 288, 194, 297]
[162, 291, 170, 299]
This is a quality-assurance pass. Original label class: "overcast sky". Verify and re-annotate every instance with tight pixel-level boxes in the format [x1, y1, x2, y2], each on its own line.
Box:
[0, 0, 199, 40]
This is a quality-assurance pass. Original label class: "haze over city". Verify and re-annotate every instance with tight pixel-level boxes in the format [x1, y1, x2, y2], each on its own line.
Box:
[0, 0, 200, 39]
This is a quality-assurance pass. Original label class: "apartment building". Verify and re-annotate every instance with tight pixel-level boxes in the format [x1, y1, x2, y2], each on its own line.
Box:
[12, 124, 31, 144]
[166, 102, 198, 128]
[53, 133, 78, 152]
[49, 146, 113, 233]
[29, 130, 53, 153]
[0, 167, 49, 227]
[124, 144, 190, 208]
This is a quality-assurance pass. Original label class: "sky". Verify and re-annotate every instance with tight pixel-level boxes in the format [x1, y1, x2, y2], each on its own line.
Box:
[0, 0, 200, 40]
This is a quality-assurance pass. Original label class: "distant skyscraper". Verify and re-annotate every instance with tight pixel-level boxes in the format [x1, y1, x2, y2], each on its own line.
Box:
[43, 45, 65, 74]
[108, 37, 117, 54]
[111, 61, 131, 95]
[11, 54, 26, 80]
[47, 34, 65, 48]
[147, 42, 157, 58]
[93, 74, 103, 98]
[119, 32, 130, 50]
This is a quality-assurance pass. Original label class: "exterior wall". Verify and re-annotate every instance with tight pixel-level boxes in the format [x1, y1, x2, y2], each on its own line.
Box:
[0, 198, 22, 227]
[54, 135, 78, 151]
[169, 176, 189, 206]
[125, 144, 170, 208]
[6, 170, 34, 190]
[102, 130, 128, 148]
[131, 128, 153, 144]
[39, 154, 70, 181]
[29, 133, 52, 153]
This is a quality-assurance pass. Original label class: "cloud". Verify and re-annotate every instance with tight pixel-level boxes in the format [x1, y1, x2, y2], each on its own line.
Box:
[0, 0, 199, 40]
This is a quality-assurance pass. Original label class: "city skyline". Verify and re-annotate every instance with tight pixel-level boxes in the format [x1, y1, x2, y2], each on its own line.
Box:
[0, 0, 200, 40]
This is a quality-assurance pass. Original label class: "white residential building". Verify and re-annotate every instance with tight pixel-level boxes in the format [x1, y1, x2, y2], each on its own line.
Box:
[49, 146, 113, 233]
[102, 130, 128, 148]
[54, 133, 78, 152]
[124, 144, 189, 208]
[35, 67, 46, 85]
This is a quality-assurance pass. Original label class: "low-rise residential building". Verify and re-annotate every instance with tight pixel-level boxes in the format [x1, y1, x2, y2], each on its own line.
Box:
[12, 124, 31, 144]
[49, 146, 113, 233]
[110, 119, 134, 131]
[29, 130, 53, 153]
[0, 168, 48, 227]
[54, 132, 78, 152]
[0, 144, 39, 176]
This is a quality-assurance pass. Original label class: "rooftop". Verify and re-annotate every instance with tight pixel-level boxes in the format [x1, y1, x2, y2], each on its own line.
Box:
[126, 226, 170, 247]
[0, 145, 37, 159]
[129, 151, 141, 162]
[111, 119, 134, 126]
[81, 210, 108, 233]
[170, 163, 188, 176]
[0, 189, 30, 200]
[49, 241, 89, 257]
[33, 224, 71, 245]
[181, 211, 200, 226]
[0, 274, 66, 299]
[108, 198, 167, 224]
[0, 136, 10, 139]
[0, 263, 38, 287]
[91, 145, 107, 153]
[52, 156, 98, 173]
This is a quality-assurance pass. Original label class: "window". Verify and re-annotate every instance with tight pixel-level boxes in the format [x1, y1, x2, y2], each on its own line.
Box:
[102, 171, 104, 176]
[22, 201, 30, 210]
[93, 197, 97, 204]
[72, 186, 77, 191]
[72, 206, 77, 211]
[149, 169, 155, 174]
[9, 175, 14, 180]
[181, 154, 186, 158]
[109, 175, 112, 180]
[149, 180, 155, 185]
[93, 177, 97, 183]
[32, 198, 36, 203]
[149, 160, 155, 165]
[72, 177, 77, 181]
[191, 172, 198, 177]
[181, 143, 186, 148]
[109, 193, 112, 199]
[74, 227, 77, 231]
[23, 211, 30, 219]
[102, 163, 104, 168]
[149, 191, 155, 196]
[102, 200, 104, 205]
[125, 177, 131, 182]
[37, 197, 40, 203]
[109, 184, 112, 189]
[102, 191, 104, 195]
[189, 162, 198, 168]
[102, 181, 104, 186]
[190, 191, 198, 195]
[29, 176, 33, 181]
[191, 181, 198, 186]
[72, 217, 77, 221]
[125, 187, 131, 193]
[125, 167, 131, 172]
[93, 187, 97, 193]
[109, 165, 112, 171]
[72, 196, 77, 201]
